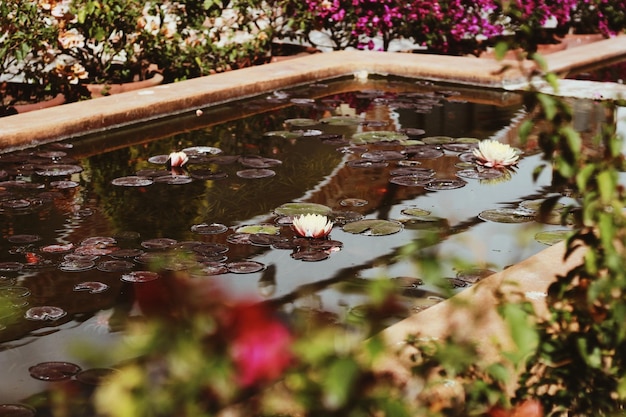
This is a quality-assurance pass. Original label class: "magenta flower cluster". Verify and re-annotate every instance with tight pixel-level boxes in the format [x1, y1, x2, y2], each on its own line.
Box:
[302, 0, 624, 54]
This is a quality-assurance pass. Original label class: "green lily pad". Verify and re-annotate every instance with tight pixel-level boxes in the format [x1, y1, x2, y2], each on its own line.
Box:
[401, 207, 431, 217]
[319, 116, 363, 126]
[422, 136, 454, 145]
[351, 131, 409, 145]
[342, 219, 403, 236]
[284, 118, 318, 127]
[519, 199, 565, 212]
[400, 216, 449, 231]
[455, 137, 481, 143]
[235, 224, 280, 235]
[534, 229, 572, 245]
[274, 202, 332, 216]
[478, 208, 535, 223]
[263, 130, 302, 139]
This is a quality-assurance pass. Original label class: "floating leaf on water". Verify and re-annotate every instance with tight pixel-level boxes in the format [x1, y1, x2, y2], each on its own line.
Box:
[76, 368, 119, 385]
[340, 198, 368, 207]
[290, 250, 330, 262]
[141, 238, 177, 250]
[478, 208, 535, 223]
[182, 146, 222, 155]
[97, 260, 135, 273]
[390, 167, 435, 178]
[59, 259, 95, 272]
[399, 128, 426, 138]
[111, 176, 153, 187]
[249, 234, 280, 247]
[291, 129, 323, 137]
[226, 261, 265, 274]
[274, 202, 332, 216]
[74, 281, 109, 294]
[284, 118, 318, 127]
[443, 142, 478, 152]
[35, 164, 83, 177]
[0, 287, 30, 300]
[320, 116, 363, 126]
[422, 136, 454, 145]
[28, 361, 81, 381]
[401, 207, 431, 216]
[81, 236, 116, 247]
[0, 403, 36, 417]
[191, 223, 228, 234]
[153, 175, 193, 185]
[236, 169, 276, 179]
[0, 262, 23, 272]
[424, 179, 467, 191]
[342, 219, 403, 236]
[290, 98, 315, 105]
[74, 245, 115, 256]
[263, 130, 301, 139]
[351, 131, 409, 144]
[121, 271, 159, 283]
[7, 234, 41, 244]
[389, 175, 430, 187]
[445, 277, 470, 288]
[25, 306, 67, 321]
[239, 156, 282, 168]
[336, 145, 368, 154]
[1, 199, 31, 209]
[519, 199, 565, 212]
[319, 134, 348, 145]
[347, 159, 388, 169]
[456, 268, 496, 284]
[361, 150, 406, 161]
[226, 233, 252, 245]
[403, 146, 445, 159]
[396, 160, 422, 167]
[456, 168, 504, 180]
[235, 224, 280, 235]
[147, 155, 169, 164]
[50, 180, 79, 189]
[193, 262, 228, 276]
[401, 216, 449, 231]
[534, 229, 572, 245]
[0, 277, 17, 288]
[329, 210, 364, 226]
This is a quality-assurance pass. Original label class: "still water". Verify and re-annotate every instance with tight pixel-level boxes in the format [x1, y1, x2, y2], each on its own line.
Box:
[0, 76, 595, 406]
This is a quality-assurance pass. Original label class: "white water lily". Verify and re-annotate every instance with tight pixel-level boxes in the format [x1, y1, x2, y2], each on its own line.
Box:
[472, 140, 519, 168]
[166, 151, 189, 169]
[292, 214, 333, 239]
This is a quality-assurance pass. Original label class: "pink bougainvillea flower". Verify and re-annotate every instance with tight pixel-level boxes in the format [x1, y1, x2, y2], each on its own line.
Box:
[166, 151, 189, 169]
[292, 213, 333, 239]
[472, 139, 519, 168]
[229, 302, 293, 387]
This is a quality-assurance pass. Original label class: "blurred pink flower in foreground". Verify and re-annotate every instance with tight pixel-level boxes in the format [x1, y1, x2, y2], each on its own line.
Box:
[472, 139, 519, 168]
[292, 213, 333, 239]
[229, 303, 293, 387]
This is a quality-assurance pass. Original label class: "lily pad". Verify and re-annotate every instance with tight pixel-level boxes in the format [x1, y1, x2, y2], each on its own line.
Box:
[401, 207, 431, 216]
[235, 224, 280, 235]
[226, 261, 265, 274]
[35, 164, 83, 177]
[25, 306, 67, 321]
[274, 202, 332, 216]
[424, 179, 467, 191]
[284, 118, 318, 127]
[534, 229, 572, 245]
[191, 223, 228, 234]
[28, 361, 81, 381]
[111, 176, 153, 187]
[422, 136, 454, 145]
[236, 169, 276, 179]
[351, 131, 409, 144]
[263, 130, 301, 139]
[478, 208, 535, 223]
[121, 271, 160, 283]
[342, 219, 403, 236]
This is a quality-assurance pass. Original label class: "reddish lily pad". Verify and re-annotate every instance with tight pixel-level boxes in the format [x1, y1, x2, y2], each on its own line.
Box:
[28, 361, 81, 380]
[111, 176, 153, 187]
[25, 306, 67, 321]
[74, 281, 109, 294]
[226, 261, 265, 274]
[236, 169, 276, 179]
[424, 179, 467, 191]
[121, 271, 160, 283]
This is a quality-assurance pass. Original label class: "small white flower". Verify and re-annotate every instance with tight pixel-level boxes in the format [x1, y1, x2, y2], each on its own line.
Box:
[472, 139, 519, 168]
[292, 214, 333, 239]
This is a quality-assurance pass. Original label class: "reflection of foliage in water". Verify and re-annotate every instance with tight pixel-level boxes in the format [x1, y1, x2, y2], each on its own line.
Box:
[87, 108, 345, 239]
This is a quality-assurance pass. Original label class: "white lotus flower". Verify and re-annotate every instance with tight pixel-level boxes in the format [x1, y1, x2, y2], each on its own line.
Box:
[292, 214, 333, 239]
[166, 151, 189, 169]
[472, 140, 519, 168]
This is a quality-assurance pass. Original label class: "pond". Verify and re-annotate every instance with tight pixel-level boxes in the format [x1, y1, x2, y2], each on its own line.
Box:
[0, 75, 602, 409]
